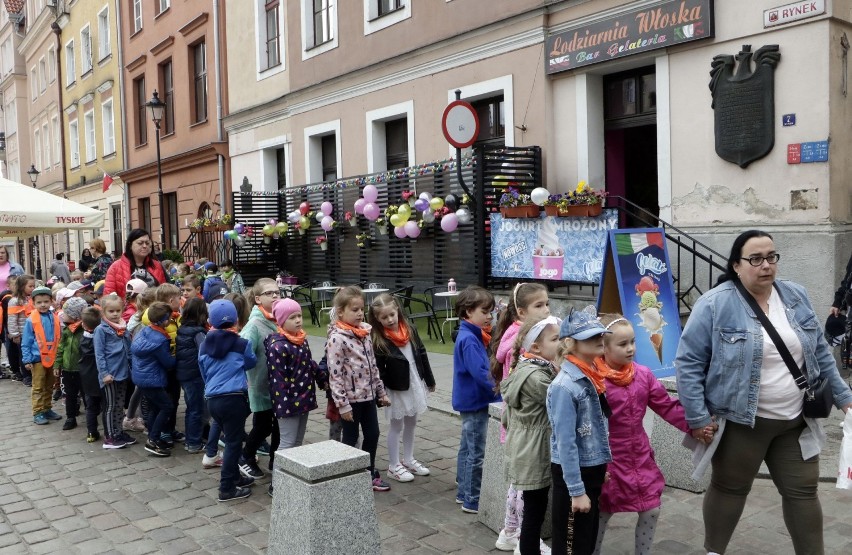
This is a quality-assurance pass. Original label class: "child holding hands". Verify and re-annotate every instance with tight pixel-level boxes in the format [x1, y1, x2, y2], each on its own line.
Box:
[94, 295, 134, 448]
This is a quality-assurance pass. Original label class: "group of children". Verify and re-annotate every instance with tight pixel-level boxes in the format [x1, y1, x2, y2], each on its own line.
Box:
[450, 282, 716, 555]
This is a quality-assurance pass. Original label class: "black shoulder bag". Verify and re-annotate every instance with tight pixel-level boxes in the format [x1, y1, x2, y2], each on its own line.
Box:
[734, 281, 833, 419]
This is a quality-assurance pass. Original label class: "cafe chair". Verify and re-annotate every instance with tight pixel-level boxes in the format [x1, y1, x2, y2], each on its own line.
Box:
[391, 285, 414, 298]
[396, 294, 444, 343]
[313, 281, 338, 323]
[287, 282, 320, 327]
[424, 285, 451, 319]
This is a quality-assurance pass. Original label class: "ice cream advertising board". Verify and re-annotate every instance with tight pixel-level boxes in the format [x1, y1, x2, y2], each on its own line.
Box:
[597, 229, 681, 378]
[490, 211, 618, 282]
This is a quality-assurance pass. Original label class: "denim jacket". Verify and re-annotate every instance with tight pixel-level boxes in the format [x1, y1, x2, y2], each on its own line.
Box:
[676, 280, 852, 458]
[547, 360, 611, 497]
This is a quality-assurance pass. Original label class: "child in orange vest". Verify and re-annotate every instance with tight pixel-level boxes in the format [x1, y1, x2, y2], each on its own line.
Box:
[7, 274, 35, 385]
[21, 286, 63, 425]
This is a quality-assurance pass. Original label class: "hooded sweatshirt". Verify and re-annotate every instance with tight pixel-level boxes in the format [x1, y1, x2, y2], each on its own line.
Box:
[199, 329, 257, 397]
[326, 322, 386, 415]
[240, 306, 278, 411]
[130, 325, 175, 388]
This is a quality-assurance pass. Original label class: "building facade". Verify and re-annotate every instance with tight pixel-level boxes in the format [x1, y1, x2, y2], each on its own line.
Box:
[117, 0, 230, 255]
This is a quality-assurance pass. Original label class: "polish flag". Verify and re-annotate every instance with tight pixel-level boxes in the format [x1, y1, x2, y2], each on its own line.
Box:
[102, 173, 113, 193]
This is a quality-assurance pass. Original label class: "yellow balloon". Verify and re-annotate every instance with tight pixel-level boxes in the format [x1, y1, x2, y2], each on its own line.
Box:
[275, 222, 289, 234]
[262, 224, 275, 236]
[492, 174, 510, 188]
[299, 216, 311, 229]
[429, 197, 445, 211]
[389, 213, 406, 228]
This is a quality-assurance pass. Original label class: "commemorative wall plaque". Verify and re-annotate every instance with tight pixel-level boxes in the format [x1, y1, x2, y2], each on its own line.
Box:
[709, 44, 781, 168]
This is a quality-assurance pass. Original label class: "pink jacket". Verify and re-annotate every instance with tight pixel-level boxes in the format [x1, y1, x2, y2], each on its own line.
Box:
[496, 321, 520, 443]
[599, 363, 690, 514]
[326, 323, 386, 415]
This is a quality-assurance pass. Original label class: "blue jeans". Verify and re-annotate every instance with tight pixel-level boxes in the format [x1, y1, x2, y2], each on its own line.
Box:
[140, 387, 173, 443]
[456, 408, 488, 507]
[207, 393, 250, 494]
[180, 377, 205, 448]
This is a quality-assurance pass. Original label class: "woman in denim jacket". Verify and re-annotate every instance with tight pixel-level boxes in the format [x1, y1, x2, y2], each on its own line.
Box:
[676, 230, 852, 555]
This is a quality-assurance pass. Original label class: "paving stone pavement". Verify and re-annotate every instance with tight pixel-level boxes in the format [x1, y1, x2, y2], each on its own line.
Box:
[0, 335, 850, 554]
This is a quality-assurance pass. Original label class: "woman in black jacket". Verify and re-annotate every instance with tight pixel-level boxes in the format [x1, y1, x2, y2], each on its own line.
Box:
[368, 294, 436, 483]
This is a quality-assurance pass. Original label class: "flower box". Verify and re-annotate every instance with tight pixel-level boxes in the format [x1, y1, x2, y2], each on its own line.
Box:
[501, 205, 540, 219]
[320, 242, 328, 251]
[544, 206, 560, 217]
[556, 203, 603, 217]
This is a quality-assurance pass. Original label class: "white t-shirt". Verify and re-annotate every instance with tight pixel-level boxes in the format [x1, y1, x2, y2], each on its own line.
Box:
[756, 288, 805, 419]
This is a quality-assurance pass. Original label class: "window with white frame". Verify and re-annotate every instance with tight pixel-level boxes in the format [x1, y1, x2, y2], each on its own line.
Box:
[102, 99, 115, 155]
[133, 0, 143, 33]
[364, 0, 410, 35]
[192, 42, 208, 123]
[80, 26, 92, 74]
[447, 75, 515, 154]
[69, 119, 80, 167]
[303, 120, 341, 184]
[0, 43, 6, 77]
[300, 0, 337, 59]
[365, 101, 414, 173]
[34, 128, 41, 171]
[84, 110, 96, 163]
[52, 115, 60, 164]
[30, 67, 37, 100]
[256, 0, 285, 73]
[6, 99, 16, 136]
[312, 0, 333, 46]
[38, 57, 46, 92]
[42, 123, 49, 167]
[157, 0, 170, 14]
[47, 46, 56, 82]
[98, 7, 111, 60]
[2, 39, 12, 76]
[65, 40, 75, 85]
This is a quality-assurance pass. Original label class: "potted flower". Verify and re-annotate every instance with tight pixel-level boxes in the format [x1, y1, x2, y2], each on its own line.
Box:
[296, 221, 306, 236]
[316, 236, 328, 251]
[499, 187, 540, 218]
[402, 190, 416, 207]
[543, 194, 564, 217]
[216, 214, 234, 231]
[189, 218, 205, 231]
[376, 216, 388, 235]
[559, 181, 606, 217]
[356, 233, 370, 248]
[345, 211, 356, 227]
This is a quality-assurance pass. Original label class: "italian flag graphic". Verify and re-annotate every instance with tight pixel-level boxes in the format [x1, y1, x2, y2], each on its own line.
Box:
[615, 232, 665, 255]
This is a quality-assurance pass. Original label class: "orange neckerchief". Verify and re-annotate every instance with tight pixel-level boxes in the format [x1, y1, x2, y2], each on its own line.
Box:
[512, 351, 555, 376]
[599, 357, 635, 387]
[279, 328, 306, 346]
[566, 354, 608, 394]
[336, 320, 370, 338]
[259, 305, 277, 323]
[150, 324, 171, 340]
[481, 324, 492, 346]
[383, 321, 411, 348]
[68, 321, 82, 333]
[104, 318, 127, 337]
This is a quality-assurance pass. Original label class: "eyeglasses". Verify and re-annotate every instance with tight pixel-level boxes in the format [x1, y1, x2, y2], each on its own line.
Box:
[740, 253, 780, 267]
[259, 290, 281, 298]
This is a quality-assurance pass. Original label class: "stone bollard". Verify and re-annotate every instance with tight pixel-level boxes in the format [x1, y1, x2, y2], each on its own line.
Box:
[478, 402, 552, 538]
[268, 440, 380, 555]
[650, 378, 709, 493]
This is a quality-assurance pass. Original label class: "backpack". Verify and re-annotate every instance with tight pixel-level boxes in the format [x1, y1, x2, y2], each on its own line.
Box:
[201, 275, 228, 301]
[0, 290, 12, 339]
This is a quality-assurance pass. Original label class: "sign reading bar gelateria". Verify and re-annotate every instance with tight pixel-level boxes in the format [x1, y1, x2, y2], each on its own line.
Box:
[546, 0, 715, 74]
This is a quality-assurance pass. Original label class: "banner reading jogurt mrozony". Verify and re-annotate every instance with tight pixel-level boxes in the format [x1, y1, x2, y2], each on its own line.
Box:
[490, 211, 618, 282]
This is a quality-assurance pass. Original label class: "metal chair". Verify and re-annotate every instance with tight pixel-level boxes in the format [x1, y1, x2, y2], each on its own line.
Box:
[314, 281, 338, 323]
[391, 285, 414, 298]
[396, 293, 443, 343]
[424, 285, 451, 319]
[287, 282, 319, 326]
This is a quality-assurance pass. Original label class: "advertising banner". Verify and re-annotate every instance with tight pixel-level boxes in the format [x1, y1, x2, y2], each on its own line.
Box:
[490, 211, 618, 283]
[597, 228, 681, 378]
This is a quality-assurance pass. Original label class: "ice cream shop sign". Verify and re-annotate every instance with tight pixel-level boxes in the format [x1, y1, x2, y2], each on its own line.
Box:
[546, 0, 714, 74]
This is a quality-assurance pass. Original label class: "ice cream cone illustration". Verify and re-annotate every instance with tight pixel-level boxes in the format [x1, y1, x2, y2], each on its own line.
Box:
[649, 333, 663, 362]
[637, 291, 666, 362]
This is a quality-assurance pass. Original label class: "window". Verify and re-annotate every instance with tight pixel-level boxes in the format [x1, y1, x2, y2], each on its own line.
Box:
[364, 0, 410, 34]
[47, 47, 55, 82]
[471, 95, 505, 147]
[138, 198, 151, 231]
[276, 147, 287, 190]
[384, 118, 408, 170]
[65, 40, 75, 85]
[38, 57, 46, 92]
[366, 101, 414, 172]
[52, 116, 60, 164]
[110, 205, 122, 252]
[30, 67, 37, 100]
[80, 26, 92, 74]
[98, 7, 111, 60]
[69, 120, 80, 167]
[159, 60, 174, 134]
[134, 76, 147, 145]
[321, 135, 336, 182]
[164, 192, 178, 249]
[192, 42, 207, 123]
[0, 43, 5, 76]
[6, 99, 16, 136]
[157, 0, 170, 14]
[42, 123, 49, 167]
[303, 120, 341, 183]
[34, 128, 41, 170]
[84, 110, 96, 163]
[378, 0, 402, 16]
[132, 0, 143, 33]
[312, 0, 334, 47]
[265, 1, 280, 69]
[604, 66, 657, 124]
[301, 0, 337, 59]
[102, 99, 115, 155]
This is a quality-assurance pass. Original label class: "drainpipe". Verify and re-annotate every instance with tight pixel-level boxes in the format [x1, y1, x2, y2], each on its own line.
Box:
[213, 0, 226, 217]
[51, 21, 71, 264]
[114, 0, 131, 239]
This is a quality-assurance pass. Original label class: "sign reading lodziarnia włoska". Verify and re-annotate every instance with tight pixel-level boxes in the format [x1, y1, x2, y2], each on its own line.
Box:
[546, 0, 715, 74]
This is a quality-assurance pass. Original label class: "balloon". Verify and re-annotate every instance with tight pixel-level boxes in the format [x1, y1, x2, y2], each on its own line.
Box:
[444, 194, 457, 210]
[389, 213, 406, 228]
[394, 226, 407, 239]
[429, 197, 444, 211]
[456, 207, 472, 225]
[268, 218, 277, 226]
[223, 230, 234, 240]
[419, 191, 432, 201]
[262, 224, 275, 236]
[321, 202, 334, 216]
[363, 185, 378, 203]
[354, 198, 366, 214]
[314, 211, 325, 223]
[421, 210, 435, 223]
[414, 198, 429, 212]
[288, 211, 300, 223]
[299, 216, 311, 230]
[441, 213, 459, 233]
[397, 204, 411, 217]
[233, 223, 245, 234]
[234, 235, 246, 248]
[531, 187, 550, 206]
[321, 216, 334, 231]
[299, 202, 310, 215]
[363, 203, 380, 221]
[404, 221, 420, 238]
[275, 222, 288, 234]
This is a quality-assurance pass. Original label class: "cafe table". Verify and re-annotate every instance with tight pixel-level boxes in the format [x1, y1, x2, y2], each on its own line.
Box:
[314, 285, 341, 322]
[362, 287, 390, 306]
[434, 290, 460, 338]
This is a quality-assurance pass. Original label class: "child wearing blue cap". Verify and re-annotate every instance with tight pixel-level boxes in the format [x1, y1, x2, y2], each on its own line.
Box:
[547, 308, 613, 555]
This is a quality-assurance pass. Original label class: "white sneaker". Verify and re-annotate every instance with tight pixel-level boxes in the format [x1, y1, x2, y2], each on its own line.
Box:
[403, 459, 431, 476]
[387, 464, 415, 482]
[511, 539, 551, 555]
[495, 528, 520, 551]
[202, 453, 223, 468]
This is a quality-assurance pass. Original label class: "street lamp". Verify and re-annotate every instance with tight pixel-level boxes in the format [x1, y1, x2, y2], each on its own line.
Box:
[145, 90, 166, 251]
[27, 164, 42, 279]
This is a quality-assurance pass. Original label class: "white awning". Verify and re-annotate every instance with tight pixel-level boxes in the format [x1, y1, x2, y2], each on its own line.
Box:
[0, 177, 105, 238]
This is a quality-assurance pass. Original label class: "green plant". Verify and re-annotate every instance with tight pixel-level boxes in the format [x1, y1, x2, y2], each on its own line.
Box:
[162, 249, 184, 263]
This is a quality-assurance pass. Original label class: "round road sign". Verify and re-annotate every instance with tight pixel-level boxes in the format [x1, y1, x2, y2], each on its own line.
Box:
[442, 100, 479, 149]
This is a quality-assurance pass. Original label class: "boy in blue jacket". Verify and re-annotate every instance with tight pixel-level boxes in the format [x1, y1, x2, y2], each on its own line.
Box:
[131, 301, 177, 457]
[199, 299, 258, 502]
[22, 286, 63, 425]
[452, 286, 500, 515]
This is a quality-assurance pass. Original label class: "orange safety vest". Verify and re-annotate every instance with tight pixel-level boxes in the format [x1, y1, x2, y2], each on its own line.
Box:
[29, 310, 60, 368]
[5, 298, 33, 336]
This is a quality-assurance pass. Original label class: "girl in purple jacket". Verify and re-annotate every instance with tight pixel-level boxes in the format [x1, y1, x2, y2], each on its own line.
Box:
[593, 314, 712, 555]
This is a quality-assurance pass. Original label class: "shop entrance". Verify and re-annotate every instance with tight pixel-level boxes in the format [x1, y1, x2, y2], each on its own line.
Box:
[604, 66, 658, 224]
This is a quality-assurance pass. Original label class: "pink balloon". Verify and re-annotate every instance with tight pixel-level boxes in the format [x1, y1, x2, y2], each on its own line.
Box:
[299, 202, 310, 215]
[404, 221, 420, 238]
[363, 202, 380, 221]
[441, 213, 459, 233]
[321, 216, 334, 232]
[363, 185, 379, 203]
[354, 198, 366, 214]
[320, 202, 334, 216]
[394, 226, 407, 239]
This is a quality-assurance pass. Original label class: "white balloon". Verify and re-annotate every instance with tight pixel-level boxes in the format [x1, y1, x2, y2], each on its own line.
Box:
[421, 210, 435, 223]
[531, 187, 550, 206]
[288, 211, 300, 223]
[456, 207, 472, 225]
[419, 192, 432, 201]
[315, 211, 326, 223]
